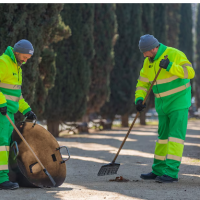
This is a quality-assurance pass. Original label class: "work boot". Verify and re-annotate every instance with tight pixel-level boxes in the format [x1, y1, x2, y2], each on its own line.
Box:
[0, 181, 19, 190]
[140, 172, 158, 180]
[155, 175, 178, 183]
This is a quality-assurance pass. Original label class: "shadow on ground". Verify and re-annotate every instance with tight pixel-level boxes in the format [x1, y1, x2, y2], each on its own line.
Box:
[2, 120, 200, 200]
[47, 120, 200, 200]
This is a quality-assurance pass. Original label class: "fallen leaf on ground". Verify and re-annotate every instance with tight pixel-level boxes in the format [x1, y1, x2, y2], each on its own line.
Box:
[109, 176, 129, 182]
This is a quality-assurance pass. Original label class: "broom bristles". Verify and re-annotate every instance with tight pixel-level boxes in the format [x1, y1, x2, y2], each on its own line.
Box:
[97, 163, 120, 176]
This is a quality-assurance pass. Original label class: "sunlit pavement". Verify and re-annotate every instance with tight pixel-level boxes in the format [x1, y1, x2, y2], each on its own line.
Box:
[2, 120, 200, 200]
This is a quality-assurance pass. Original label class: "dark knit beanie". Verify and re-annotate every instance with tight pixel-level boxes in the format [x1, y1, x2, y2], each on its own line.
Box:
[139, 34, 159, 53]
[14, 39, 34, 55]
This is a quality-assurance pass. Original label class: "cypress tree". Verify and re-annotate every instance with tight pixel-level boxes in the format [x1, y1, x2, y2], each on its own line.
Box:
[0, 4, 67, 122]
[31, 48, 57, 116]
[195, 4, 200, 108]
[166, 4, 181, 48]
[142, 4, 154, 35]
[31, 15, 71, 117]
[44, 4, 94, 136]
[139, 4, 155, 125]
[87, 4, 116, 115]
[179, 3, 193, 64]
[154, 4, 167, 44]
[100, 4, 142, 127]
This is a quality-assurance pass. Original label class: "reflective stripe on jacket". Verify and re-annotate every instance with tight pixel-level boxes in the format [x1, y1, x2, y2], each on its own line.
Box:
[0, 46, 31, 114]
[135, 43, 195, 115]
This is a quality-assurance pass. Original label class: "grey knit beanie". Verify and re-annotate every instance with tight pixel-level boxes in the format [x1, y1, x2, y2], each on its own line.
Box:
[139, 34, 159, 53]
[14, 39, 34, 55]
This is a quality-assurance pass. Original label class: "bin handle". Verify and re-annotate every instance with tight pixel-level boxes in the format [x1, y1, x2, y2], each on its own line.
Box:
[56, 146, 70, 164]
[11, 141, 19, 160]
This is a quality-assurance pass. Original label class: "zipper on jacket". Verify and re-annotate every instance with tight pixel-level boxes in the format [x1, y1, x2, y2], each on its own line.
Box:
[18, 67, 19, 81]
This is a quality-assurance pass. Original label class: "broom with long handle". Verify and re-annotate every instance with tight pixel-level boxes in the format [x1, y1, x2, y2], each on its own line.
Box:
[6, 114, 56, 186]
[97, 55, 168, 176]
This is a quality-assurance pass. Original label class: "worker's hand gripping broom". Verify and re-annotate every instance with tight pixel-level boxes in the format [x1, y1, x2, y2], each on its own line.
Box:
[6, 114, 56, 186]
[97, 55, 168, 176]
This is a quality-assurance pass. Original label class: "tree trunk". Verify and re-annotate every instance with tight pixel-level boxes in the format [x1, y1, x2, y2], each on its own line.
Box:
[79, 114, 89, 134]
[121, 114, 129, 127]
[139, 112, 146, 125]
[101, 119, 113, 130]
[47, 120, 60, 137]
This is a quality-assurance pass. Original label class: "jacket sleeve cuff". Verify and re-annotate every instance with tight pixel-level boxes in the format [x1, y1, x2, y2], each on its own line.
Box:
[0, 103, 7, 108]
[23, 107, 31, 115]
[135, 97, 144, 104]
[166, 62, 173, 72]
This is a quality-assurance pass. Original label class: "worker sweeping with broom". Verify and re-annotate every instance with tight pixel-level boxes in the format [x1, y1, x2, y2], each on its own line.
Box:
[0, 39, 37, 189]
[136, 34, 195, 183]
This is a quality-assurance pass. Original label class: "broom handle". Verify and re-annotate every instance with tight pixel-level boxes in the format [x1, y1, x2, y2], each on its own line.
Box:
[6, 114, 45, 169]
[112, 55, 168, 163]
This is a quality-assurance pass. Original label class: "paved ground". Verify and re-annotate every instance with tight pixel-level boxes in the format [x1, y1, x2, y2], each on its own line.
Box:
[2, 120, 200, 200]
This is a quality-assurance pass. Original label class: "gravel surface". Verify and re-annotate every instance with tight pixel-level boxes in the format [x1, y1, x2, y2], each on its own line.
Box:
[2, 120, 200, 200]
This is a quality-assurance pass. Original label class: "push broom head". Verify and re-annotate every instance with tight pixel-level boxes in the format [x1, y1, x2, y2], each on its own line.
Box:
[97, 162, 120, 176]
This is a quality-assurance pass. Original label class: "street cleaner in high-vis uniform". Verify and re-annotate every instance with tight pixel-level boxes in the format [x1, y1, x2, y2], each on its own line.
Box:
[135, 34, 195, 183]
[0, 39, 37, 190]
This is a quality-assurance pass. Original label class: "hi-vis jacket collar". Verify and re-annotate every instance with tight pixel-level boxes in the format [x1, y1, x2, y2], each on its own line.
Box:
[153, 43, 167, 61]
[4, 46, 17, 64]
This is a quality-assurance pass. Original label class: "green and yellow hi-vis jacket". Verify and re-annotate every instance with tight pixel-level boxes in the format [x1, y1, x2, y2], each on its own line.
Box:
[135, 43, 195, 115]
[0, 46, 31, 114]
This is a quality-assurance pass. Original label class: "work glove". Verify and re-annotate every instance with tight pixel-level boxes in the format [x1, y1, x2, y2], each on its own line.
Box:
[159, 58, 170, 69]
[0, 106, 7, 115]
[25, 111, 37, 120]
[136, 100, 146, 112]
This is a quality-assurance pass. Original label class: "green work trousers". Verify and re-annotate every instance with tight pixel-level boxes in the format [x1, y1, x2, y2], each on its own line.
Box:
[0, 112, 14, 184]
[152, 108, 188, 179]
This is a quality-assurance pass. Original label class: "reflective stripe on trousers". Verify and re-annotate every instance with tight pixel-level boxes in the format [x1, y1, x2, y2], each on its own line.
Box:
[0, 146, 9, 170]
[154, 137, 184, 162]
[152, 109, 188, 179]
[0, 112, 14, 183]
